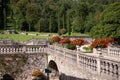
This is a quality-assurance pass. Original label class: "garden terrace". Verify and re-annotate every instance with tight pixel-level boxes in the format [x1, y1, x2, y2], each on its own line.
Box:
[0, 40, 120, 80]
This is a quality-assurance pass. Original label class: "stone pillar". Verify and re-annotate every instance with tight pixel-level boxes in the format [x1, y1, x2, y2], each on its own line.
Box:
[108, 46, 110, 55]
[63, 48, 66, 59]
[77, 52, 79, 65]
[96, 52, 103, 78]
[118, 64, 120, 80]
[22, 45, 26, 53]
[97, 57, 101, 77]
[93, 48, 97, 54]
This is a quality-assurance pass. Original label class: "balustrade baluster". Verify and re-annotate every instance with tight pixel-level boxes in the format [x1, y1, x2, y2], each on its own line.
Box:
[3, 47, 5, 53]
[0, 47, 1, 53]
[89, 59, 92, 70]
[114, 64, 118, 78]
[91, 59, 94, 71]
[94, 60, 97, 71]
[111, 64, 114, 76]
[104, 62, 107, 73]
[106, 62, 110, 74]
[100, 61, 103, 73]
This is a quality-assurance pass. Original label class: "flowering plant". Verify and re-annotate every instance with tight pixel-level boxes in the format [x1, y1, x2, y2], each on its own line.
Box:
[50, 35, 60, 43]
[32, 69, 43, 77]
[71, 38, 85, 46]
[90, 38, 114, 48]
[59, 38, 71, 44]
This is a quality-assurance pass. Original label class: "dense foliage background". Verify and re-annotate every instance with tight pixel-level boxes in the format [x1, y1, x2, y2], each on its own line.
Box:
[90, 2, 120, 39]
[0, 0, 119, 35]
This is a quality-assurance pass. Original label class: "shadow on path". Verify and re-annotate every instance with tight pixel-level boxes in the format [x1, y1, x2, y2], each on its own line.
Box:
[59, 73, 89, 80]
[1, 74, 14, 80]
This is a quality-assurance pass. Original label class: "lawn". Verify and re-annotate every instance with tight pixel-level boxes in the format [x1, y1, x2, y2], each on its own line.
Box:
[63, 32, 89, 37]
[0, 34, 48, 41]
[0, 32, 89, 41]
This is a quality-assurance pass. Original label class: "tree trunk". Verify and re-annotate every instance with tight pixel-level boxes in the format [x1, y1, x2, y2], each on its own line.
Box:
[57, 12, 60, 32]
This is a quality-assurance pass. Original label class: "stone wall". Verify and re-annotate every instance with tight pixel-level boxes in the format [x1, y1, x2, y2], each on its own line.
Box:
[47, 45, 120, 80]
[47, 46, 88, 80]
[0, 53, 48, 80]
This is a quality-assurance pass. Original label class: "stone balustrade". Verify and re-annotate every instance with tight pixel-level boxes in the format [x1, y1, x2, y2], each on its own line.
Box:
[0, 44, 120, 80]
[48, 45, 120, 80]
[108, 46, 120, 57]
[100, 58, 119, 80]
[0, 45, 47, 54]
[93, 46, 120, 57]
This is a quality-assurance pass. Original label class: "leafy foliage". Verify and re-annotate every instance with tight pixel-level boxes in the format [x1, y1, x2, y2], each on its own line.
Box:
[58, 28, 67, 35]
[50, 35, 60, 43]
[1, 0, 119, 34]
[32, 69, 43, 77]
[71, 39, 85, 46]
[90, 38, 114, 48]
[59, 38, 71, 44]
[90, 2, 120, 38]
[66, 43, 76, 50]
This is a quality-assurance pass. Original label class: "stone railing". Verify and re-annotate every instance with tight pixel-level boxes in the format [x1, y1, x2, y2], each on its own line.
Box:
[0, 45, 47, 54]
[93, 46, 120, 57]
[47, 45, 120, 80]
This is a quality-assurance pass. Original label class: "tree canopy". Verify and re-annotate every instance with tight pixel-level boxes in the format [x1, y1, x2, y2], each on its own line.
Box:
[90, 2, 120, 38]
[0, 0, 119, 34]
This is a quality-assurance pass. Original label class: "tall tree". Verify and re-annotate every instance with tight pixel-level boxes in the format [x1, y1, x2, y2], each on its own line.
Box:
[49, 15, 52, 33]
[67, 13, 71, 35]
[90, 2, 120, 38]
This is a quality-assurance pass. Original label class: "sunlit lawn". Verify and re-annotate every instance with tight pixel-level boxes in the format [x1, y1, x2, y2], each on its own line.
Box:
[0, 32, 89, 41]
[63, 33, 89, 37]
[0, 34, 48, 41]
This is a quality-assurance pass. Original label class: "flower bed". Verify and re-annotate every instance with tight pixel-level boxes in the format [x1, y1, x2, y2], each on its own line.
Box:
[59, 38, 71, 44]
[50, 35, 60, 43]
[71, 38, 85, 46]
[90, 38, 114, 48]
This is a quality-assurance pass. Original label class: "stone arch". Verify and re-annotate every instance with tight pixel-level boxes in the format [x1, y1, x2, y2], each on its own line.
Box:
[48, 60, 59, 72]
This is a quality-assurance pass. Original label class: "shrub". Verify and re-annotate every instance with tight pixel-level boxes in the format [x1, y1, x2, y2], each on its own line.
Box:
[59, 38, 71, 44]
[114, 37, 120, 45]
[32, 69, 43, 76]
[66, 43, 76, 50]
[83, 46, 93, 53]
[50, 35, 60, 43]
[71, 38, 85, 46]
[90, 38, 114, 48]
[58, 28, 67, 35]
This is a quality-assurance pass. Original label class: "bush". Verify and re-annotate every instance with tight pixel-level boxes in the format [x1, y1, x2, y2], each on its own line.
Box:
[90, 38, 114, 48]
[32, 69, 43, 76]
[114, 37, 120, 45]
[59, 38, 71, 44]
[58, 28, 67, 35]
[83, 46, 93, 53]
[71, 38, 85, 46]
[66, 43, 76, 50]
[50, 35, 60, 43]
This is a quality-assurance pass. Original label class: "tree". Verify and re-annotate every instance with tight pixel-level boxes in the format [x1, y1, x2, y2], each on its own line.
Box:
[49, 15, 52, 33]
[57, 11, 60, 33]
[67, 13, 71, 35]
[90, 2, 120, 38]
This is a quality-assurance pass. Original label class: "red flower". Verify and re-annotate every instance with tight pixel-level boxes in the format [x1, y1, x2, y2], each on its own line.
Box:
[90, 38, 114, 48]
[59, 38, 71, 44]
[71, 38, 85, 46]
[50, 36, 60, 43]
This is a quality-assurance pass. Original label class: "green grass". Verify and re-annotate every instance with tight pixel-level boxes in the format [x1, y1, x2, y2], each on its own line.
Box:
[0, 34, 48, 41]
[63, 33, 89, 37]
[0, 32, 89, 41]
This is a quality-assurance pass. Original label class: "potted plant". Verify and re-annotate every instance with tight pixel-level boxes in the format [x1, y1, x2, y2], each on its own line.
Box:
[32, 69, 44, 80]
